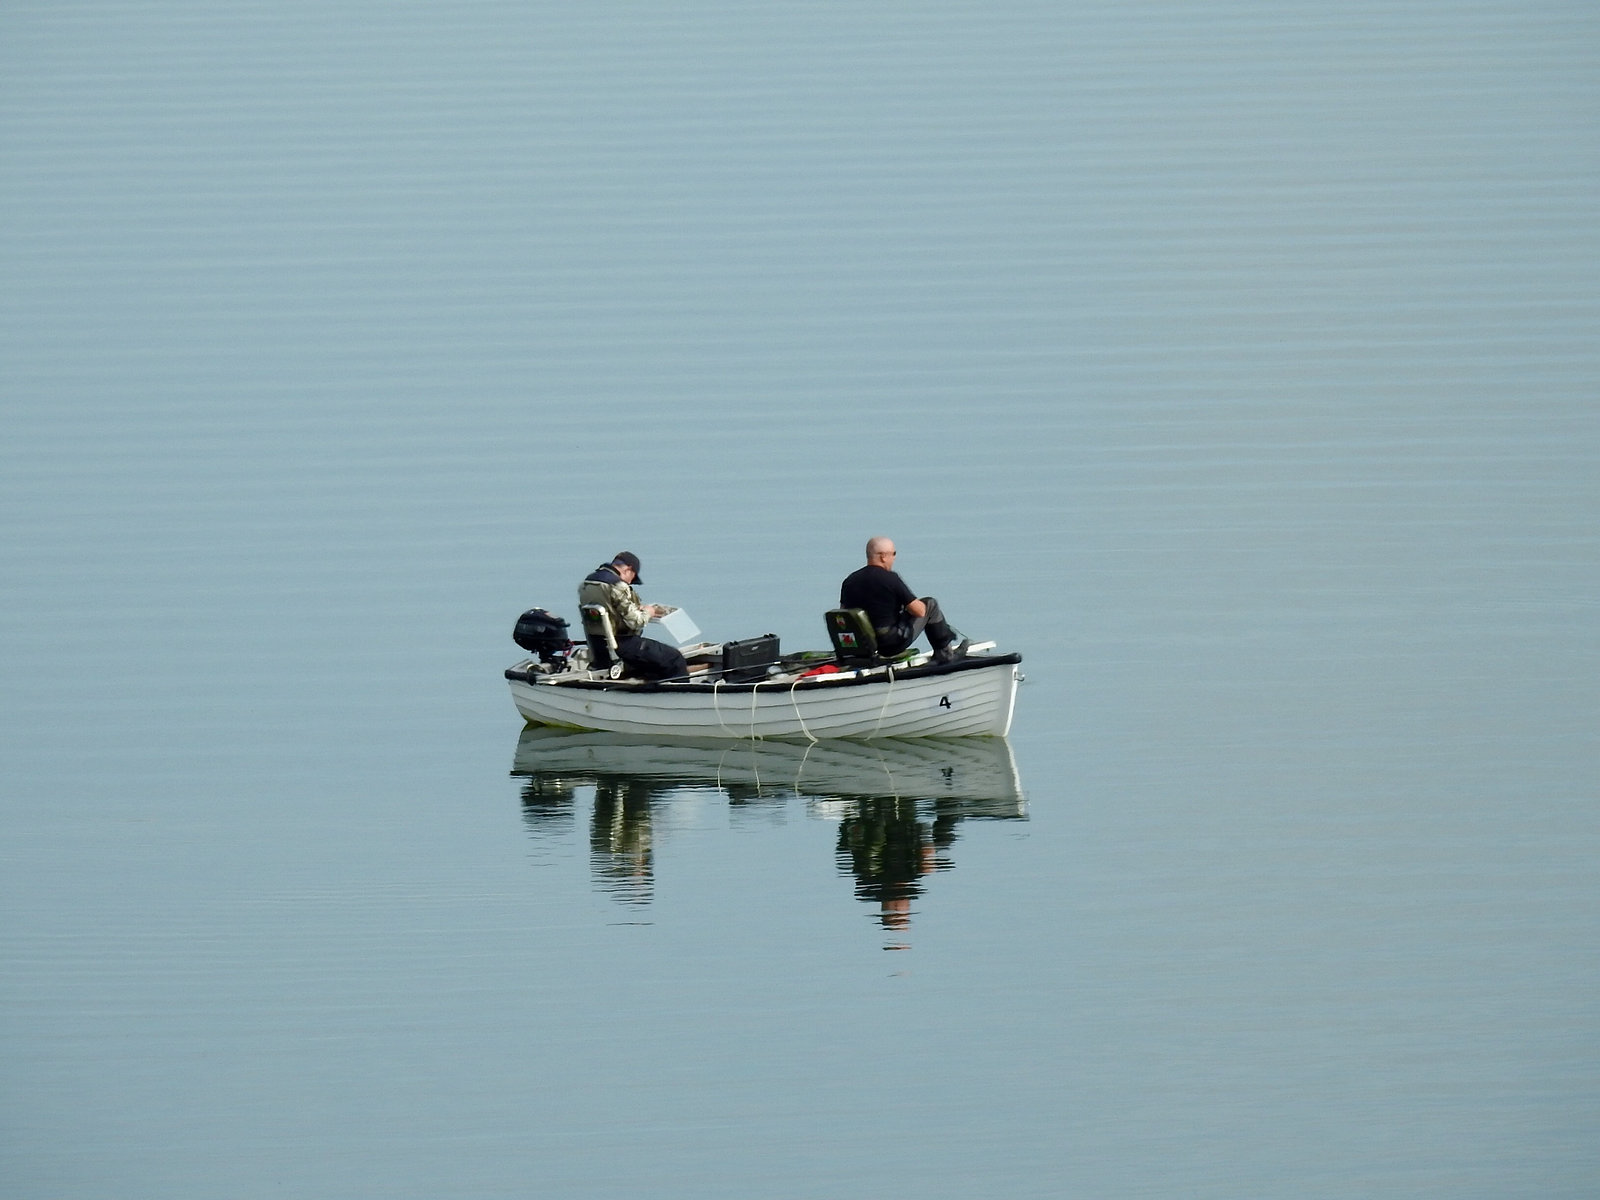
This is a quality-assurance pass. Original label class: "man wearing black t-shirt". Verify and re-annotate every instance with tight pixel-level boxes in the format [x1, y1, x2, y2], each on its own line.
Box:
[839, 537, 968, 663]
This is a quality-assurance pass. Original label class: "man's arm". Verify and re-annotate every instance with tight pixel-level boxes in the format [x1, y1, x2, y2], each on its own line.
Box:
[886, 572, 923, 621]
[609, 581, 651, 635]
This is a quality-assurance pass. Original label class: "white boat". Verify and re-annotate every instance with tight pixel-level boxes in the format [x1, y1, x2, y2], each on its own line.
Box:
[505, 631, 1024, 740]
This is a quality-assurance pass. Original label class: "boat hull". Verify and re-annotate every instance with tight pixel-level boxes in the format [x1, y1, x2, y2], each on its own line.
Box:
[507, 653, 1022, 739]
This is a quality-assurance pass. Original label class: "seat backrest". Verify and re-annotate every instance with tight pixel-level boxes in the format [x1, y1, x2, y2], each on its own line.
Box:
[580, 603, 619, 668]
[579, 603, 618, 647]
[825, 608, 878, 665]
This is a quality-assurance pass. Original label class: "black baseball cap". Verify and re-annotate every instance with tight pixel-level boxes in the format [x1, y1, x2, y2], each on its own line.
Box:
[613, 551, 642, 582]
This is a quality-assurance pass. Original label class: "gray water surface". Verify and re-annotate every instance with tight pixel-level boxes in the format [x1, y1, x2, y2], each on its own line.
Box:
[3, 3, 1597, 1196]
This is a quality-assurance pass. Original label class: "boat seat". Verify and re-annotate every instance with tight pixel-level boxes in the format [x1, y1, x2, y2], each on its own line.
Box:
[825, 608, 886, 667]
[579, 603, 626, 679]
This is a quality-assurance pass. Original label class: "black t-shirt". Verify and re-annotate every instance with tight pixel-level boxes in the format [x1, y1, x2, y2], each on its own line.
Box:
[840, 565, 916, 631]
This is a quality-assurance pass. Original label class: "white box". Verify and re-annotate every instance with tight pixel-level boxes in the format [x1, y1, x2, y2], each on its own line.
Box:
[643, 606, 701, 648]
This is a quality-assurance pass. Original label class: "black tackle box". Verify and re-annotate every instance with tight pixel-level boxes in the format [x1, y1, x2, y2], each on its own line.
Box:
[720, 634, 780, 681]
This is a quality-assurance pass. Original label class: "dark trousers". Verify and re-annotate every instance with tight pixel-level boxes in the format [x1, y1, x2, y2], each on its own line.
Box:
[876, 596, 955, 656]
[589, 634, 690, 680]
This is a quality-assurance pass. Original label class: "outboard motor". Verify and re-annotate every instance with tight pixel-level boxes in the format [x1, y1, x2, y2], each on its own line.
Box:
[513, 608, 574, 667]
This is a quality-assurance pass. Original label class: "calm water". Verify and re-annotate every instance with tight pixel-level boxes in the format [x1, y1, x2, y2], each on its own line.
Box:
[3, 2, 1597, 1196]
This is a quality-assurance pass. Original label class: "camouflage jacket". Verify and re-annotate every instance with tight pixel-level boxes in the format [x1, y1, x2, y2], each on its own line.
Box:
[578, 564, 649, 638]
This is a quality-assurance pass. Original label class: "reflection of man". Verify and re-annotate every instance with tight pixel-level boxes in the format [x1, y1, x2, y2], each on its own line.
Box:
[836, 796, 947, 933]
[578, 551, 689, 680]
[591, 779, 657, 906]
[840, 537, 968, 662]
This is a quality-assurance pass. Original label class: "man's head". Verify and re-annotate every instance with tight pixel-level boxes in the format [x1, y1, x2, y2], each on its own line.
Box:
[612, 551, 643, 583]
[865, 536, 896, 568]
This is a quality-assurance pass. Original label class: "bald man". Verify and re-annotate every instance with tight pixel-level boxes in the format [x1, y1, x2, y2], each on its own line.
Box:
[839, 537, 967, 663]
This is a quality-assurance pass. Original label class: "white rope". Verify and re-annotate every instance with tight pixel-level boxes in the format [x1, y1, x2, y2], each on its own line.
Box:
[712, 677, 734, 737]
[871, 664, 896, 736]
[788, 676, 819, 744]
[870, 742, 901, 800]
[792, 736, 818, 792]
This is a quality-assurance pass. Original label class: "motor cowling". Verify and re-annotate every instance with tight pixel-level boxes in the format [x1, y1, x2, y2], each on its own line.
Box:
[513, 608, 574, 665]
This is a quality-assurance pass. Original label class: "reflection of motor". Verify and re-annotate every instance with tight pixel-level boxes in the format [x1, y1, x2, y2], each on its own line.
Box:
[513, 607, 575, 669]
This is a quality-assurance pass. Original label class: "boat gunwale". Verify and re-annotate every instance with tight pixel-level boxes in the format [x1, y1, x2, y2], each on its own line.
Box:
[505, 651, 1022, 694]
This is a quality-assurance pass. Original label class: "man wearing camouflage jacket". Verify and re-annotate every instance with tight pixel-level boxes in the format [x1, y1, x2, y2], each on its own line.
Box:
[578, 551, 689, 680]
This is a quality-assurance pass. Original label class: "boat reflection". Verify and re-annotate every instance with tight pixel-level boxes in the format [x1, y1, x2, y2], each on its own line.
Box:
[511, 729, 1027, 941]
